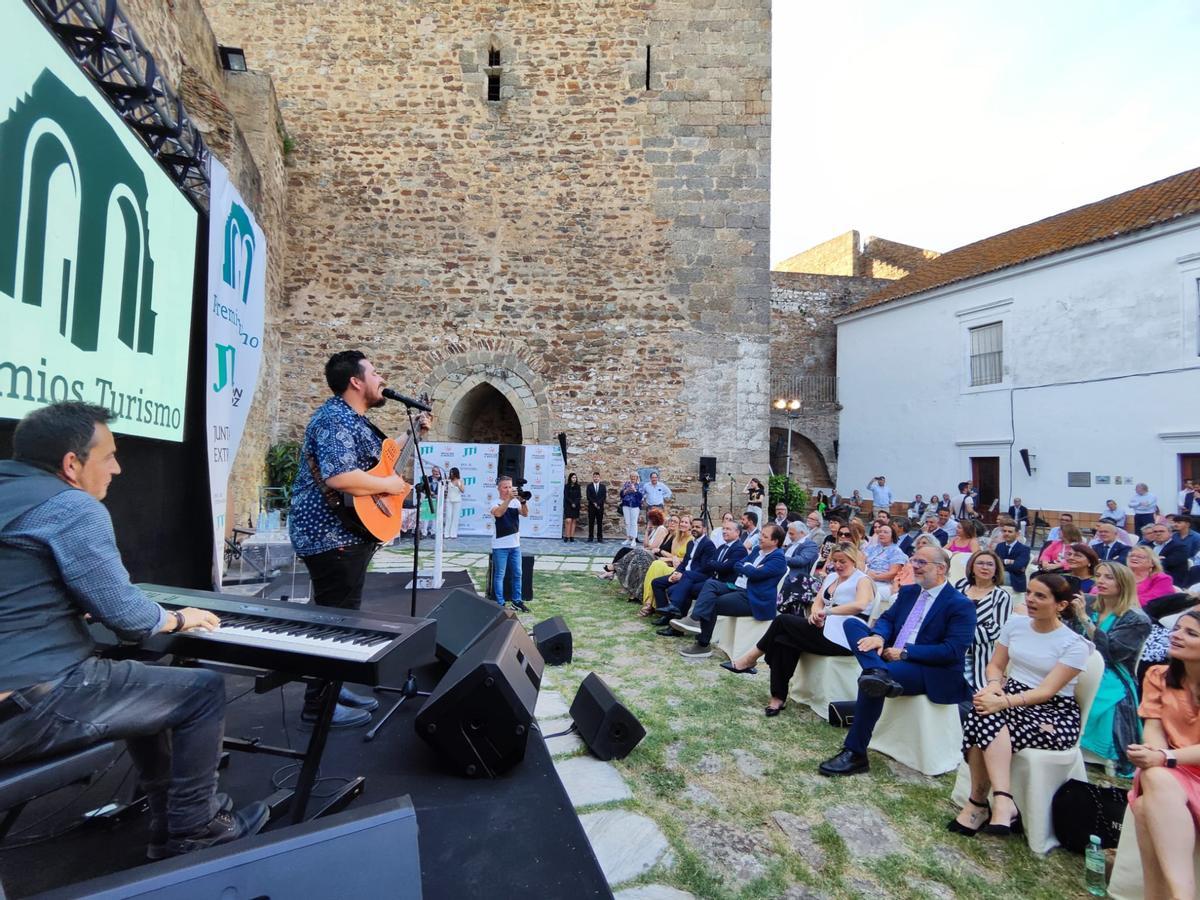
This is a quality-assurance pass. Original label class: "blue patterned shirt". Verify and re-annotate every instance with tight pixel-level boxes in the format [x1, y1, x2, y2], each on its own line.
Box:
[288, 396, 384, 556]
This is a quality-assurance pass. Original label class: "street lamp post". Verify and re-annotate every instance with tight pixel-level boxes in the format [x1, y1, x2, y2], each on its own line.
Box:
[773, 396, 801, 508]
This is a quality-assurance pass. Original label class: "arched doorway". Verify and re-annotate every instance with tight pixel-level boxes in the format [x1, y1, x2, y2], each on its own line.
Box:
[445, 382, 523, 444]
[770, 426, 833, 488]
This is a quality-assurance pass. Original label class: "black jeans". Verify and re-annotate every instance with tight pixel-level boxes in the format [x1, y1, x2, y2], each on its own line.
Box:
[300, 542, 378, 709]
[0, 658, 225, 837]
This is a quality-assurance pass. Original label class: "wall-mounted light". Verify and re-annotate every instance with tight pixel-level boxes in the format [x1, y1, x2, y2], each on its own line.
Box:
[219, 46, 247, 72]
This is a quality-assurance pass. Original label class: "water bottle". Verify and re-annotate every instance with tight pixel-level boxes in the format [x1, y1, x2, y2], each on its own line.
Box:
[1084, 834, 1107, 896]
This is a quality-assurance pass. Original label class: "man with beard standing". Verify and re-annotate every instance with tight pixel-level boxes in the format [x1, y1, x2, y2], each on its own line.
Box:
[288, 350, 428, 728]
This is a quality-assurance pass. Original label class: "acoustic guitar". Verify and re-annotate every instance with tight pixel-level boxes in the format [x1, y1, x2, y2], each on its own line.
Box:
[341, 397, 432, 543]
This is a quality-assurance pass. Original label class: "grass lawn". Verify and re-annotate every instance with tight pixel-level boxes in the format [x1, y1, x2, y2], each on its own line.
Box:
[492, 567, 1096, 900]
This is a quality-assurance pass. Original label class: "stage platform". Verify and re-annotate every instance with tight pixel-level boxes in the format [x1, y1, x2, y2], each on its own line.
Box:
[0, 573, 611, 899]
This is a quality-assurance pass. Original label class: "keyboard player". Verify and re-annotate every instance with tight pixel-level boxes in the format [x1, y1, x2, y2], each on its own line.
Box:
[287, 350, 429, 728]
[0, 402, 268, 858]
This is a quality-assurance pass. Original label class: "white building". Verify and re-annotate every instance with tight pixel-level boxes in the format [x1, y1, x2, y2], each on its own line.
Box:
[835, 167, 1200, 517]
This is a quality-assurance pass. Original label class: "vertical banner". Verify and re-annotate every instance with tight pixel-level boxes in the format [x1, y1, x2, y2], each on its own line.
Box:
[207, 157, 266, 584]
[521, 444, 565, 538]
[421, 442, 499, 536]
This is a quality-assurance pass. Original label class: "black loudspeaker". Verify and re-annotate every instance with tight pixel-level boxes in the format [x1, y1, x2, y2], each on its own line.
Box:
[485, 552, 535, 603]
[698, 455, 717, 483]
[37, 797, 421, 899]
[426, 588, 512, 664]
[415, 619, 544, 777]
[531, 616, 572, 665]
[497, 443, 525, 483]
[569, 672, 646, 761]
[1019, 448, 1033, 477]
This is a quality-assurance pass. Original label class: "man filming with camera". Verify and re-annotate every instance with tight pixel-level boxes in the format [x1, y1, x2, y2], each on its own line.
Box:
[491, 475, 530, 612]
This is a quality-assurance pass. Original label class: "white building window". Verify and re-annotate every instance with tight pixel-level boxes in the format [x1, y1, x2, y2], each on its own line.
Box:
[968, 322, 1003, 386]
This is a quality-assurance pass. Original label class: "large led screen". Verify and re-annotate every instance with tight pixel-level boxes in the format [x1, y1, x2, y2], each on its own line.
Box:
[0, 3, 198, 441]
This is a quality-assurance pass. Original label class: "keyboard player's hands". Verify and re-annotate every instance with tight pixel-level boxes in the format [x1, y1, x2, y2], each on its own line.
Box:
[177, 607, 221, 633]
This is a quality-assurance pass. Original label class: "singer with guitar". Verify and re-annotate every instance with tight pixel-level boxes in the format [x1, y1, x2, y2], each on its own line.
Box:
[288, 351, 430, 728]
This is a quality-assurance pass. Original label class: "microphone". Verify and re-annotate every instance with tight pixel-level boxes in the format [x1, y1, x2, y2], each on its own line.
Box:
[382, 388, 432, 412]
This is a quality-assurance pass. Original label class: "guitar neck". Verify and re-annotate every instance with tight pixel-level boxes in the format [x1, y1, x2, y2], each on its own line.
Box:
[393, 427, 418, 477]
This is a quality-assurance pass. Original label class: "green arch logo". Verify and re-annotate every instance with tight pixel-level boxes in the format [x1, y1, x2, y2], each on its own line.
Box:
[221, 202, 254, 305]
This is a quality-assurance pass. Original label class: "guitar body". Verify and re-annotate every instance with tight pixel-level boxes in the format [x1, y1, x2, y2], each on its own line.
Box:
[347, 438, 413, 543]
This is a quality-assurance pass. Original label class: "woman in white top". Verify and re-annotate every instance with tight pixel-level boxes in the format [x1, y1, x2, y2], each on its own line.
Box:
[951, 571, 1092, 838]
[721, 544, 874, 716]
[443, 467, 464, 538]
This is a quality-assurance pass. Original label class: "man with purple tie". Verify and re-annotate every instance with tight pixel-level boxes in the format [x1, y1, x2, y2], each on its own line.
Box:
[818, 545, 976, 776]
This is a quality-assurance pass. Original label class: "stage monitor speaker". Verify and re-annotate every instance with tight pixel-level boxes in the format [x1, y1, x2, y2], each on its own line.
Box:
[497, 444, 525, 483]
[415, 619, 544, 777]
[485, 552, 534, 603]
[36, 797, 422, 899]
[531, 616, 572, 665]
[698, 456, 717, 483]
[569, 672, 646, 762]
[426, 588, 512, 664]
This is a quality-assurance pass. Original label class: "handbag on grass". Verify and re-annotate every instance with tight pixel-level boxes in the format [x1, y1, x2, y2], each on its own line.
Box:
[1050, 778, 1127, 851]
[827, 701, 855, 727]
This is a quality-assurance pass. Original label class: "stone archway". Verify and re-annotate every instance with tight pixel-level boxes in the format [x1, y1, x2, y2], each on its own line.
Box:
[770, 426, 834, 488]
[422, 348, 551, 444]
[445, 382, 523, 444]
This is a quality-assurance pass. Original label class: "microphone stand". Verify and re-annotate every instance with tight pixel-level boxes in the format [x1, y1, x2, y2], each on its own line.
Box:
[366, 402, 434, 742]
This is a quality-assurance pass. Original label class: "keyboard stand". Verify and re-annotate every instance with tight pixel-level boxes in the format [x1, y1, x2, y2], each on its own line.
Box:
[210, 666, 366, 825]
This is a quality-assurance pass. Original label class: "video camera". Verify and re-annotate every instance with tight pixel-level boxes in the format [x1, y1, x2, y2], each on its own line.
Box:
[514, 478, 533, 502]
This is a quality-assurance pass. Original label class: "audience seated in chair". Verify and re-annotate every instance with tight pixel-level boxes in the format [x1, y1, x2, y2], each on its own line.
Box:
[654, 520, 746, 634]
[638, 514, 692, 615]
[720, 543, 874, 715]
[952, 572, 1092, 837]
[816, 544, 976, 777]
[952, 549, 1014, 705]
[1128, 543, 1177, 608]
[672, 524, 787, 660]
[1127, 610, 1200, 900]
[863, 523, 907, 601]
[647, 517, 711, 621]
[1070, 562, 1151, 776]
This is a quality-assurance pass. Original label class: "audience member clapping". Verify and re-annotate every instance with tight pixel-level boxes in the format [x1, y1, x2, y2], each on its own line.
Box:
[721, 543, 874, 713]
[1127, 610, 1200, 900]
[1071, 562, 1151, 776]
[953, 550, 1014, 697]
[952, 572, 1092, 837]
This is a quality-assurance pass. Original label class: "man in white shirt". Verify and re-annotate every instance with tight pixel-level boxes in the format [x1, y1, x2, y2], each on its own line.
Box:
[866, 476, 893, 513]
[490, 476, 529, 612]
[907, 494, 927, 521]
[1128, 483, 1159, 534]
[1178, 481, 1196, 515]
[642, 471, 673, 512]
[952, 481, 974, 521]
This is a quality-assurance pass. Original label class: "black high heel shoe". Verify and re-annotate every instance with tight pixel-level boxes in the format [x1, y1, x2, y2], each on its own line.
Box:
[946, 796, 991, 837]
[983, 790, 1023, 836]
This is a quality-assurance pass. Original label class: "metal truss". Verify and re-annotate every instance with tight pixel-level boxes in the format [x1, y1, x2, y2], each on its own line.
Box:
[27, 0, 210, 208]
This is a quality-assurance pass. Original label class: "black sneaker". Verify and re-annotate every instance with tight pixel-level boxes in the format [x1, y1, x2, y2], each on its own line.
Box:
[510, 600, 530, 613]
[165, 801, 270, 857]
[148, 793, 233, 860]
[656, 626, 685, 637]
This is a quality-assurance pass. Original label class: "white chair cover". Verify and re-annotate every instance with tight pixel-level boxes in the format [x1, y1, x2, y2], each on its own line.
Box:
[947, 553, 969, 585]
[1109, 803, 1200, 899]
[950, 650, 1106, 854]
[788, 654, 860, 718]
[869, 696, 963, 775]
[710, 616, 772, 661]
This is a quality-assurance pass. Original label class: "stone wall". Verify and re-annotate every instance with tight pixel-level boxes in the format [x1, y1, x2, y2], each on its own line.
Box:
[861, 235, 940, 280]
[769, 271, 888, 489]
[200, 0, 773, 523]
[775, 230, 939, 280]
[775, 231, 858, 276]
[120, 0, 288, 531]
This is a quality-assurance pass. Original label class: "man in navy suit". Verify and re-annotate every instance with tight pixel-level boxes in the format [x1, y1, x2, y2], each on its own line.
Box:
[1090, 521, 1131, 564]
[992, 522, 1031, 592]
[585, 472, 607, 542]
[674, 524, 788, 659]
[649, 517, 713, 621]
[1006, 498, 1030, 530]
[818, 545, 976, 776]
[656, 520, 746, 634]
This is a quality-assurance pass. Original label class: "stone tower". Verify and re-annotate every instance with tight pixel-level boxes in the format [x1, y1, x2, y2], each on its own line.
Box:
[203, 0, 771, 513]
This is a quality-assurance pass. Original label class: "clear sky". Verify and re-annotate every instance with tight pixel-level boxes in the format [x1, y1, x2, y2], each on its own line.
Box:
[770, 1, 1200, 266]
